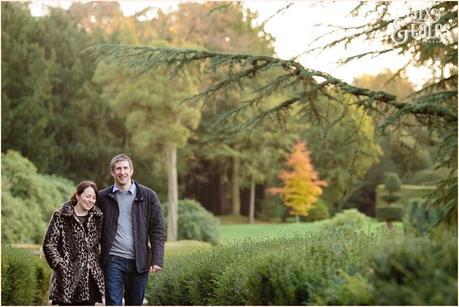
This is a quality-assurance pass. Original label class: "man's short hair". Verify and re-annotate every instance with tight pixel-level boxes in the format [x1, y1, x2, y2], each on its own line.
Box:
[110, 153, 134, 171]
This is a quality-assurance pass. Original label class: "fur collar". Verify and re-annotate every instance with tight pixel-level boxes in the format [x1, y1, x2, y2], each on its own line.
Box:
[60, 201, 103, 218]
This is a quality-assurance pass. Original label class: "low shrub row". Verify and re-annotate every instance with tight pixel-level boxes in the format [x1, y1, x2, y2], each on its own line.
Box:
[1, 245, 51, 305]
[147, 230, 369, 305]
[146, 229, 457, 305]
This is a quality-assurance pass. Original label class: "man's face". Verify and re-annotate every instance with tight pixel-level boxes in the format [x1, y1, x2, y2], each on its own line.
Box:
[111, 160, 133, 188]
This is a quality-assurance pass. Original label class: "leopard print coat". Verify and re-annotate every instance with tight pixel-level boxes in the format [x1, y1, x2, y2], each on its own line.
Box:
[42, 201, 104, 304]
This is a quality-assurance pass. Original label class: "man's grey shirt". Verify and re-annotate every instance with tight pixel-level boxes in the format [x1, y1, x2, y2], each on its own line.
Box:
[109, 182, 136, 259]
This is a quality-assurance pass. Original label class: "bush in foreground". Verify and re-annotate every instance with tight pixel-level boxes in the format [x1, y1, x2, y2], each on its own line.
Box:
[146, 229, 457, 305]
[1, 245, 51, 305]
[147, 231, 383, 305]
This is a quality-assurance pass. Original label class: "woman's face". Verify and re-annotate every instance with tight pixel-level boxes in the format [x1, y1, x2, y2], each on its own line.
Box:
[76, 186, 97, 212]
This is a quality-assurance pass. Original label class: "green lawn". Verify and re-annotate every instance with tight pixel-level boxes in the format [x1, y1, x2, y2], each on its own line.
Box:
[219, 222, 322, 243]
[218, 220, 393, 243]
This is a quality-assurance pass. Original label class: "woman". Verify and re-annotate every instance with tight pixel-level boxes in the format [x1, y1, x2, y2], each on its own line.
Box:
[42, 180, 104, 305]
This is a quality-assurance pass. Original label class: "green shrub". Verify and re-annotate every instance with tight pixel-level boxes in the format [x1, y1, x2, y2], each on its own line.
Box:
[321, 209, 372, 233]
[375, 205, 403, 221]
[303, 199, 330, 222]
[147, 231, 386, 305]
[146, 228, 456, 305]
[404, 198, 442, 234]
[1, 245, 52, 305]
[1, 150, 74, 244]
[370, 233, 457, 305]
[383, 172, 402, 193]
[258, 195, 287, 221]
[318, 270, 373, 305]
[380, 194, 400, 203]
[163, 199, 220, 245]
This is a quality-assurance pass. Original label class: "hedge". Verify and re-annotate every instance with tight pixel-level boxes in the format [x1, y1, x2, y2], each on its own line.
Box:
[146, 229, 457, 305]
[1, 245, 51, 305]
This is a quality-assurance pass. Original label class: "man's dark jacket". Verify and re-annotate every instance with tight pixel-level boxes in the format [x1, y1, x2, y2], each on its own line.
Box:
[97, 181, 166, 273]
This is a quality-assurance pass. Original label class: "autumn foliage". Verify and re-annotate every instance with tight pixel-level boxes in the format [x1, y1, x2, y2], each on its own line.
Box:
[269, 142, 327, 217]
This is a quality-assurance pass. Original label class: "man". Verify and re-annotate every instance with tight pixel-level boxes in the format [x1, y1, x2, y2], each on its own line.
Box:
[97, 153, 165, 305]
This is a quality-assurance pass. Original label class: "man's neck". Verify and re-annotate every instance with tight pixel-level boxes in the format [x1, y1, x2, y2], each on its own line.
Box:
[115, 181, 132, 192]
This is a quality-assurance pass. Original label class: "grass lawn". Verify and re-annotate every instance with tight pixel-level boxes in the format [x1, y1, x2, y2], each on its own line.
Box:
[164, 240, 212, 260]
[218, 219, 395, 243]
[219, 221, 323, 243]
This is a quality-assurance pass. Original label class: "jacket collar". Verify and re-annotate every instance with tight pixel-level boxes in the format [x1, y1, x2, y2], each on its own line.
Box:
[60, 200, 103, 218]
[108, 180, 144, 202]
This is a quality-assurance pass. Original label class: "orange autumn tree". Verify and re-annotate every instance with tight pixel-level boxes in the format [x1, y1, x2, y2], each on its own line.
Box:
[269, 142, 327, 218]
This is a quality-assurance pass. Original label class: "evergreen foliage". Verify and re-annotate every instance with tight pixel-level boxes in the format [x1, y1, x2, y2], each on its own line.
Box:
[370, 233, 457, 305]
[302, 199, 330, 222]
[1, 246, 52, 305]
[146, 230, 457, 305]
[383, 172, 402, 193]
[321, 209, 373, 233]
[404, 198, 443, 234]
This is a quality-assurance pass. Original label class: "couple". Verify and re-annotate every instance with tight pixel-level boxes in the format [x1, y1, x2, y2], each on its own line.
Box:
[42, 154, 166, 305]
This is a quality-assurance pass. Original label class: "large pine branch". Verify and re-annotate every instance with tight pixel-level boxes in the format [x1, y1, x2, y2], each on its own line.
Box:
[85, 44, 457, 128]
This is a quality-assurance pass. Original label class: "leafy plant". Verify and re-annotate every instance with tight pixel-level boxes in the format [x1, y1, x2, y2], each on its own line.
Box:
[321, 209, 372, 233]
[1, 246, 52, 305]
[163, 199, 220, 245]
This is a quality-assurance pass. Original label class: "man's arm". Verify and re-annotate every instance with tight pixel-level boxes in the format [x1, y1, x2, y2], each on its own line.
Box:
[148, 191, 166, 270]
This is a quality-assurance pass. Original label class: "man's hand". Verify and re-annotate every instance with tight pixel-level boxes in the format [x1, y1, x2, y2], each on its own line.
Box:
[149, 265, 162, 273]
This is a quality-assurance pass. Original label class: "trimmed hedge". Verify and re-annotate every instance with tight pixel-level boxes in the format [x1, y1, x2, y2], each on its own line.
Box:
[375, 205, 403, 221]
[1, 245, 51, 305]
[146, 229, 457, 305]
[147, 230, 385, 305]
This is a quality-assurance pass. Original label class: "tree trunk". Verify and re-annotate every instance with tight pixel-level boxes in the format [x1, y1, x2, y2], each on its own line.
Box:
[231, 155, 241, 215]
[165, 143, 178, 241]
[249, 178, 255, 224]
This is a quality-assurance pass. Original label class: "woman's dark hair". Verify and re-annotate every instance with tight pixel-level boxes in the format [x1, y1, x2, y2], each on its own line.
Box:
[70, 180, 98, 204]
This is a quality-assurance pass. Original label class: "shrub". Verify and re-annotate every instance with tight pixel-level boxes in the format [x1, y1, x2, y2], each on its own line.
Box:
[146, 227, 456, 305]
[163, 199, 220, 245]
[375, 205, 403, 222]
[318, 270, 373, 305]
[380, 194, 400, 203]
[404, 198, 442, 234]
[303, 199, 330, 222]
[1, 150, 74, 244]
[321, 209, 372, 233]
[258, 195, 287, 221]
[1, 245, 52, 305]
[383, 172, 402, 193]
[370, 233, 457, 305]
[147, 231, 386, 305]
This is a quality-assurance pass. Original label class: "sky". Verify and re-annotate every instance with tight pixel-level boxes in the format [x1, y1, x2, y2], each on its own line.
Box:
[29, 1, 435, 89]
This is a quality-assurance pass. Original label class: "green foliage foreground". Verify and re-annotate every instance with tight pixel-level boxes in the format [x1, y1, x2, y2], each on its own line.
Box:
[1, 246, 52, 306]
[146, 230, 457, 305]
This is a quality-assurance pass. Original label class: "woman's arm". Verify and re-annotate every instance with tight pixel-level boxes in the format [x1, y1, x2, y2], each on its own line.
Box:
[42, 211, 66, 272]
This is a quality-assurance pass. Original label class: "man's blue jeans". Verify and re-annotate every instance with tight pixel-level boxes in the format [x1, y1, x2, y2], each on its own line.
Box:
[105, 255, 149, 306]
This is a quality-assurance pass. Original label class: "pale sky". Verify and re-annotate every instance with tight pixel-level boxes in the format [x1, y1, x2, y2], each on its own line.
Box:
[29, 0, 435, 89]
